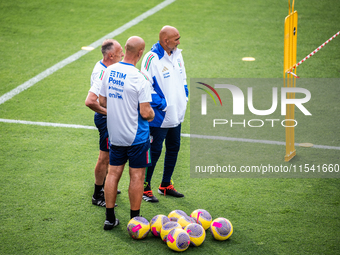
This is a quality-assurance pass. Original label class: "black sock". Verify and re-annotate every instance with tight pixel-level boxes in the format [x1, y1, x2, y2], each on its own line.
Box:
[161, 182, 170, 187]
[106, 208, 115, 223]
[130, 209, 140, 219]
[144, 182, 151, 191]
[94, 184, 104, 197]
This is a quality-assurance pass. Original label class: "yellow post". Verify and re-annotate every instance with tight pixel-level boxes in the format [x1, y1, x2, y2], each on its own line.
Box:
[283, 0, 298, 161]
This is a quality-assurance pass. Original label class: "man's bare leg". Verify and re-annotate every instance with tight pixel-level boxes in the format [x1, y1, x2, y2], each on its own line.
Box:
[128, 167, 146, 218]
[104, 164, 124, 230]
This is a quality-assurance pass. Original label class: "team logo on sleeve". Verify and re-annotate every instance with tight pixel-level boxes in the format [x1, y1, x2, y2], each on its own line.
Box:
[138, 70, 151, 83]
[99, 70, 105, 80]
[144, 53, 155, 71]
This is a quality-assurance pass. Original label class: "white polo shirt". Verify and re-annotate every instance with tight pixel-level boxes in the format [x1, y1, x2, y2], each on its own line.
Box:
[89, 60, 107, 97]
[100, 62, 152, 146]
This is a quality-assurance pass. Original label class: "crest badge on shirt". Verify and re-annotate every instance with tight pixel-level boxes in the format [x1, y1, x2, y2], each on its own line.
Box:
[177, 58, 182, 68]
[177, 58, 183, 74]
[162, 66, 170, 79]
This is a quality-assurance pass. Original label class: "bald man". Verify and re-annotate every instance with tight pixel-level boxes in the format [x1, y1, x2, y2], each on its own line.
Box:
[141, 26, 188, 202]
[99, 36, 154, 230]
[85, 39, 124, 207]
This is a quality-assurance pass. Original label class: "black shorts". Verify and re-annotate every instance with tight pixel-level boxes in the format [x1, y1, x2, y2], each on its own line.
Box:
[94, 113, 109, 152]
[109, 141, 152, 168]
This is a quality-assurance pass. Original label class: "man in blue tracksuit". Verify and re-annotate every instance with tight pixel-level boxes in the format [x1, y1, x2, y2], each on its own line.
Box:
[140, 25, 189, 202]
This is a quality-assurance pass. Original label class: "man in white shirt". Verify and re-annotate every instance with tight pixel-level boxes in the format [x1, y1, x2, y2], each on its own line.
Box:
[140, 26, 188, 202]
[85, 39, 124, 207]
[99, 36, 154, 230]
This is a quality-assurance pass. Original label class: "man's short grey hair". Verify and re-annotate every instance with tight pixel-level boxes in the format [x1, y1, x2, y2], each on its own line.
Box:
[101, 39, 117, 56]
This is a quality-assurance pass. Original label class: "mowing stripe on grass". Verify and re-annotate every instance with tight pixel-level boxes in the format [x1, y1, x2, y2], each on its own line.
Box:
[1, 118, 339, 151]
[0, 0, 176, 105]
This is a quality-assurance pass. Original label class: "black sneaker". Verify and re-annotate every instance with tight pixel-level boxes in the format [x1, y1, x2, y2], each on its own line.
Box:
[92, 193, 106, 207]
[103, 218, 120, 230]
[92, 193, 117, 207]
[158, 184, 184, 197]
[143, 190, 159, 203]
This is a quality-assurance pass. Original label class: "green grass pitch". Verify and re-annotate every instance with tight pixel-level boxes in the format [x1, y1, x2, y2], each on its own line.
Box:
[0, 0, 339, 254]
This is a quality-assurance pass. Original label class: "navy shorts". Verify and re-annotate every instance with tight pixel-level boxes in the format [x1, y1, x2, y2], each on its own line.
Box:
[94, 113, 109, 152]
[109, 141, 152, 168]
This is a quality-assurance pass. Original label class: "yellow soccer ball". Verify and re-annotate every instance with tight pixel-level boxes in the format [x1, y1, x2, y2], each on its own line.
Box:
[184, 223, 206, 247]
[160, 221, 182, 242]
[177, 215, 197, 228]
[190, 209, 212, 230]
[167, 228, 191, 252]
[210, 217, 233, 241]
[127, 216, 150, 240]
[150, 214, 170, 237]
[168, 209, 187, 222]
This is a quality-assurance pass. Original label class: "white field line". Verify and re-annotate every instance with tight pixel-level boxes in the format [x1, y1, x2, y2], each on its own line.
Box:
[0, 118, 97, 130]
[1, 118, 339, 151]
[181, 134, 340, 151]
[0, 0, 176, 105]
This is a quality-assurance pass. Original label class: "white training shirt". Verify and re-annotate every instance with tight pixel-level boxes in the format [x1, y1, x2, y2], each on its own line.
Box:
[89, 60, 107, 97]
[100, 62, 152, 146]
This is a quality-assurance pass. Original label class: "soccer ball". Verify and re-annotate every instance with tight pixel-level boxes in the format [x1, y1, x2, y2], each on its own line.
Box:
[190, 209, 212, 230]
[160, 221, 182, 242]
[150, 214, 170, 237]
[177, 215, 197, 228]
[210, 217, 233, 241]
[167, 228, 191, 252]
[168, 210, 187, 222]
[184, 223, 206, 247]
[127, 216, 150, 240]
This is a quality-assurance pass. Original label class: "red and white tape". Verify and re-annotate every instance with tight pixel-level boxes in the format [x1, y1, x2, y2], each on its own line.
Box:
[287, 71, 300, 78]
[294, 31, 340, 69]
[286, 31, 339, 78]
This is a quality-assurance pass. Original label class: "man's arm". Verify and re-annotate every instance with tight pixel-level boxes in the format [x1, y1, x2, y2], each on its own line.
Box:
[99, 95, 107, 109]
[140, 54, 167, 111]
[184, 84, 189, 101]
[139, 102, 155, 122]
[150, 80, 167, 111]
[85, 92, 107, 115]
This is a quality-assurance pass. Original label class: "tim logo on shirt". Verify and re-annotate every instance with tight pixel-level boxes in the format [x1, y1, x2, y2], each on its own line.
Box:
[109, 70, 126, 86]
